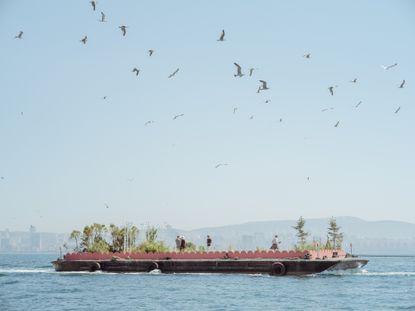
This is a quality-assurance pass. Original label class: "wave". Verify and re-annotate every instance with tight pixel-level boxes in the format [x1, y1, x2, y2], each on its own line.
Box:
[0, 268, 53, 274]
[323, 269, 415, 277]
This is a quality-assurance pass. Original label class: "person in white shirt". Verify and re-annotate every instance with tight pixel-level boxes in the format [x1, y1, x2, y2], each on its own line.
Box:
[270, 235, 280, 250]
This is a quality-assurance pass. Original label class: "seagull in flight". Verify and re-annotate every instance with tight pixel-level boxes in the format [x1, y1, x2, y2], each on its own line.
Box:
[168, 68, 180, 78]
[104, 203, 109, 209]
[119, 25, 128, 36]
[355, 101, 362, 108]
[248, 68, 257, 76]
[173, 114, 184, 120]
[99, 11, 106, 22]
[399, 80, 406, 88]
[233, 63, 244, 77]
[328, 86, 337, 96]
[217, 30, 225, 41]
[303, 53, 311, 59]
[257, 80, 269, 93]
[132, 68, 140, 76]
[334, 121, 340, 128]
[249, 115, 254, 120]
[15, 31, 23, 39]
[144, 120, 155, 126]
[395, 107, 401, 114]
[350, 78, 357, 83]
[90, 0, 96, 11]
[233, 107, 238, 114]
[148, 49, 154, 56]
[265, 99, 271, 104]
[102, 96, 107, 100]
[381, 63, 398, 70]
[80, 35, 88, 44]
[215, 163, 228, 168]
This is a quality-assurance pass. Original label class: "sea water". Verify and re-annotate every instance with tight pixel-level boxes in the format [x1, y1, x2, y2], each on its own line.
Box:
[0, 254, 414, 310]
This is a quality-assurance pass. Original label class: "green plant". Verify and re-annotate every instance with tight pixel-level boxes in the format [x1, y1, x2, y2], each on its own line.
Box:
[293, 216, 309, 250]
[137, 241, 169, 253]
[69, 230, 81, 251]
[328, 217, 344, 250]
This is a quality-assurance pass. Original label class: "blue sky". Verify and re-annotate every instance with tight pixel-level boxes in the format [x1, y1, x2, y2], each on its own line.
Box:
[0, 0, 414, 232]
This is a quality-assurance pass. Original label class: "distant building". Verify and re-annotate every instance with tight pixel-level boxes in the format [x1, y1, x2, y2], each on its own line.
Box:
[29, 225, 41, 252]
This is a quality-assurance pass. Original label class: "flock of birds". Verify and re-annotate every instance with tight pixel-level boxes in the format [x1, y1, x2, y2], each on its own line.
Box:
[6, 0, 408, 183]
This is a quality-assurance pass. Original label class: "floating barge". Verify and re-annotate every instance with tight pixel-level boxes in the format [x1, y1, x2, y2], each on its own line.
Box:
[53, 250, 368, 276]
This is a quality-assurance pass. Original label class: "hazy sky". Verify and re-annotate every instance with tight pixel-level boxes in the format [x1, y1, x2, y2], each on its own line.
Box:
[0, 0, 414, 232]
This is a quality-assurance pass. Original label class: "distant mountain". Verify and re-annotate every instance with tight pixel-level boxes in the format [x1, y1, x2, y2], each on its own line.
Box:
[157, 217, 415, 255]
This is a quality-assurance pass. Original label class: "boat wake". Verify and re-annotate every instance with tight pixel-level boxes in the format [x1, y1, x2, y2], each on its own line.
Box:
[0, 268, 53, 274]
[322, 269, 415, 277]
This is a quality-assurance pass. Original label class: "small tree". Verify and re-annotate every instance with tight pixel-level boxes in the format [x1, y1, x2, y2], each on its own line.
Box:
[293, 216, 309, 250]
[81, 225, 93, 250]
[145, 226, 158, 243]
[328, 217, 344, 250]
[109, 224, 124, 252]
[138, 226, 169, 253]
[69, 230, 81, 251]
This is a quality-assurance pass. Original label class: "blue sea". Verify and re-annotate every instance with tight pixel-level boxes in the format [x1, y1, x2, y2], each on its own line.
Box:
[0, 254, 414, 311]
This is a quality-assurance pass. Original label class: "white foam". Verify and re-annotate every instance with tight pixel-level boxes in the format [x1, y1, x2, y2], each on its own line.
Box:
[0, 268, 53, 274]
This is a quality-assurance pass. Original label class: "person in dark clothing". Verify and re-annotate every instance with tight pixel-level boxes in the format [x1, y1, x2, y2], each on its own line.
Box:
[179, 236, 186, 251]
[206, 235, 212, 249]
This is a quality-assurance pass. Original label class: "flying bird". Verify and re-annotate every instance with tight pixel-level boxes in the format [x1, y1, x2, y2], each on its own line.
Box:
[119, 25, 128, 36]
[148, 49, 154, 56]
[334, 121, 340, 128]
[350, 78, 357, 83]
[144, 120, 155, 126]
[173, 114, 184, 120]
[132, 68, 140, 76]
[217, 29, 225, 41]
[279, 118, 283, 122]
[233, 107, 238, 114]
[233, 63, 244, 77]
[249, 115, 254, 120]
[168, 68, 180, 78]
[15, 31, 23, 39]
[104, 203, 109, 209]
[257, 80, 269, 93]
[265, 99, 271, 104]
[399, 80, 406, 88]
[328, 86, 336, 96]
[215, 163, 228, 168]
[80, 35, 88, 44]
[99, 11, 106, 22]
[102, 96, 107, 100]
[395, 107, 401, 114]
[381, 63, 398, 70]
[355, 101, 362, 108]
[303, 53, 311, 59]
[248, 68, 257, 76]
[90, 0, 96, 11]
